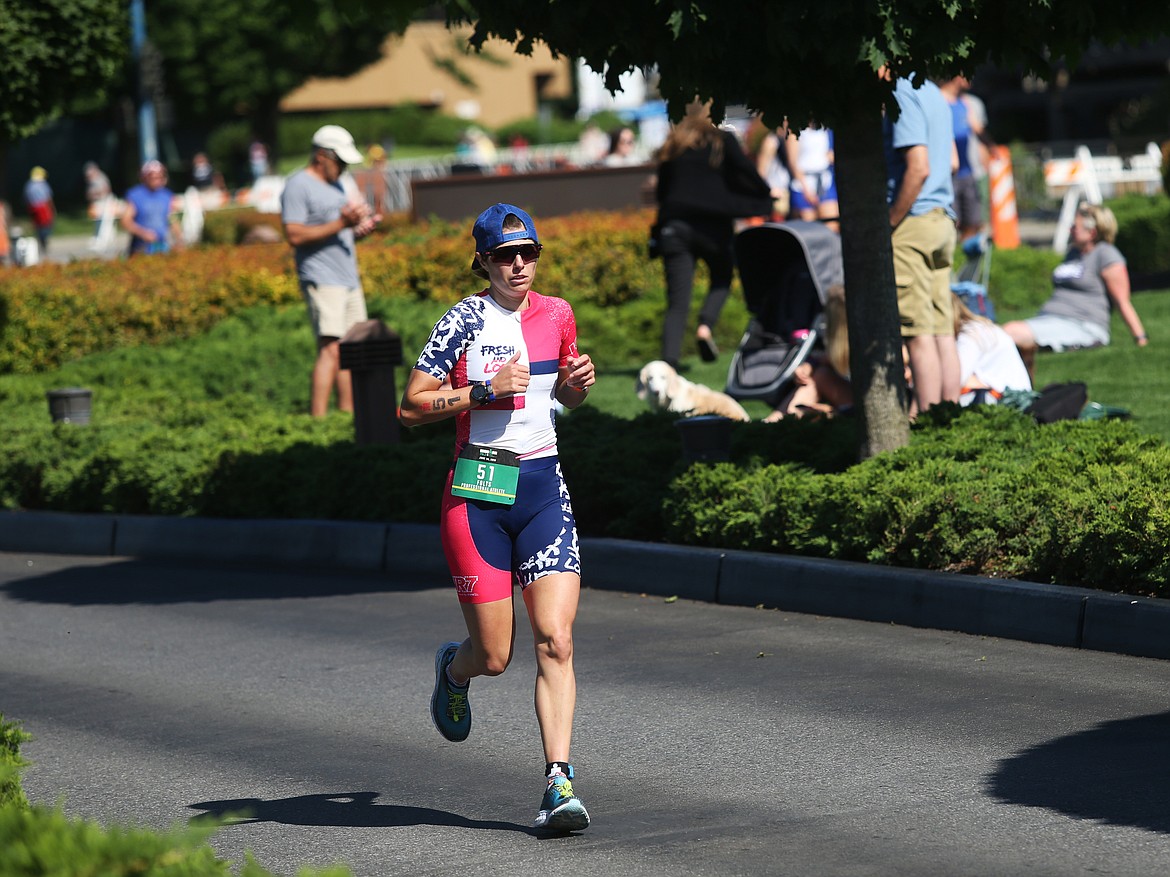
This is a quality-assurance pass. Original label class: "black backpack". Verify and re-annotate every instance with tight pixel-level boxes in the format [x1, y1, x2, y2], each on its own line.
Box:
[1027, 382, 1088, 424]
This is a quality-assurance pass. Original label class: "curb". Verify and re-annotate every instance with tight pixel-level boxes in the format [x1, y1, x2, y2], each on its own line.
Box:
[2, 509, 1168, 663]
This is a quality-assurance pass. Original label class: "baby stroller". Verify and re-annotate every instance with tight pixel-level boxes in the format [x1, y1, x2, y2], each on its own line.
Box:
[725, 221, 844, 407]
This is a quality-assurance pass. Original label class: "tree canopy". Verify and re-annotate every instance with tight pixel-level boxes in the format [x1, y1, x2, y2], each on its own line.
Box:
[145, 0, 420, 154]
[0, 0, 127, 145]
[431, 0, 1170, 456]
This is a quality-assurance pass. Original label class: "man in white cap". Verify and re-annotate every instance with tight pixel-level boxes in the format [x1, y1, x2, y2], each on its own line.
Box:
[281, 125, 382, 417]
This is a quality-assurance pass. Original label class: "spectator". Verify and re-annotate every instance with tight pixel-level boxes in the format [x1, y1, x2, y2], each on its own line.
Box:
[191, 152, 221, 191]
[249, 140, 270, 181]
[938, 75, 988, 244]
[84, 161, 115, 243]
[363, 144, 391, 216]
[84, 161, 112, 212]
[1003, 202, 1148, 382]
[122, 160, 181, 256]
[576, 123, 609, 166]
[785, 123, 839, 229]
[953, 293, 1031, 405]
[23, 167, 55, 255]
[509, 133, 533, 172]
[280, 125, 381, 418]
[764, 285, 853, 420]
[603, 126, 640, 167]
[654, 100, 773, 366]
[883, 71, 960, 415]
[747, 115, 791, 220]
[0, 199, 11, 267]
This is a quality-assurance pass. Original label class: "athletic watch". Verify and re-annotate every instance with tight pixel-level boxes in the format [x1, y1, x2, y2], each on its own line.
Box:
[469, 381, 493, 406]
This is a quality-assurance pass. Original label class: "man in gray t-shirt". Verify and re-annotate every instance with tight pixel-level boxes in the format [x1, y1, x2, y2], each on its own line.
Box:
[281, 125, 382, 417]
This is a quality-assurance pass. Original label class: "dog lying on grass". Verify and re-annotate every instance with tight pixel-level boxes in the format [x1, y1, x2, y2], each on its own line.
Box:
[635, 360, 751, 421]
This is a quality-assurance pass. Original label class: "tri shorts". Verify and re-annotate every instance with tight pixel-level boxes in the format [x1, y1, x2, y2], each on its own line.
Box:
[440, 455, 581, 604]
[893, 208, 957, 337]
[300, 282, 367, 340]
[1025, 313, 1109, 351]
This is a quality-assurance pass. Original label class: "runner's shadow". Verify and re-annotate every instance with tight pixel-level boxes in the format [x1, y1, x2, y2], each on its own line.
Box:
[189, 791, 530, 833]
[985, 710, 1170, 834]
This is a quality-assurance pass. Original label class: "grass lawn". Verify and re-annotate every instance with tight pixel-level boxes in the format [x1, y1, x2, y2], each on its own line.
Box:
[995, 288, 1170, 441]
[590, 287, 1170, 439]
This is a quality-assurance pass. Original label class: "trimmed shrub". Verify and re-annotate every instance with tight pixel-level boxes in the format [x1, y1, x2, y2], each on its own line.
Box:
[0, 210, 661, 376]
[1110, 193, 1170, 280]
[663, 405, 1170, 596]
[0, 248, 298, 375]
[983, 246, 1063, 316]
[0, 715, 30, 811]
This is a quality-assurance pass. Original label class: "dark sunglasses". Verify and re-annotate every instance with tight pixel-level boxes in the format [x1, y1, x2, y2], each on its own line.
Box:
[486, 243, 542, 264]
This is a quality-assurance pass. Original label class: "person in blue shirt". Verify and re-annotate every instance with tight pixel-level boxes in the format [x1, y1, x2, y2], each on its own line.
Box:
[939, 74, 988, 244]
[884, 71, 959, 415]
[121, 161, 181, 256]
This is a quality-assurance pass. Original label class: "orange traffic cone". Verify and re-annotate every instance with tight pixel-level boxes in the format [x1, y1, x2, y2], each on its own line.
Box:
[988, 145, 1020, 249]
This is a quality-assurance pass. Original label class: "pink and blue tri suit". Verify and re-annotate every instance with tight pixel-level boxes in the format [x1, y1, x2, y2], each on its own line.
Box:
[413, 290, 582, 604]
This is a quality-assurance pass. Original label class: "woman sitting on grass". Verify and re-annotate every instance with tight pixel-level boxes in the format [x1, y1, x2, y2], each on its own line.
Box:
[954, 293, 1032, 406]
[1003, 202, 1148, 383]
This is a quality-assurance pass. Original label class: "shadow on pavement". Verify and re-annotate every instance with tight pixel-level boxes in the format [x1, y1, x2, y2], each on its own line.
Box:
[188, 791, 529, 833]
[2, 558, 431, 606]
[986, 709, 1170, 834]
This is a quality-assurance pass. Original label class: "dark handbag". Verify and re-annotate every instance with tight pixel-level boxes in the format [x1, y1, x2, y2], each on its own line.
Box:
[648, 222, 661, 259]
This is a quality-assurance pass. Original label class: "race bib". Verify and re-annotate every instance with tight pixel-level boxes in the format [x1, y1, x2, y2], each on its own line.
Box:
[451, 444, 519, 505]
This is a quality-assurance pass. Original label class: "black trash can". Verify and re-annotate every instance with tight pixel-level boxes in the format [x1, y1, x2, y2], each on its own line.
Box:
[339, 319, 404, 445]
[674, 415, 734, 463]
[46, 388, 93, 425]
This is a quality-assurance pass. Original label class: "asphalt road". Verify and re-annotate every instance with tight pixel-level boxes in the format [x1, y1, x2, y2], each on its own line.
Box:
[2, 550, 1169, 877]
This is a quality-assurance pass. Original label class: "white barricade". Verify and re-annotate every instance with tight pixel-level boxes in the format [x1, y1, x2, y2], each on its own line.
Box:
[1046, 143, 1163, 250]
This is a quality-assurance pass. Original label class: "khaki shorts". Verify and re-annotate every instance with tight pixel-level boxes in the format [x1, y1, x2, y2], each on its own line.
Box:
[301, 282, 368, 340]
[893, 209, 957, 336]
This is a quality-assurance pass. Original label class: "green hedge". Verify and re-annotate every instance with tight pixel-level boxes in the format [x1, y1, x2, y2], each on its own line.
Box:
[1, 715, 30, 812]
[5, 332, 1168, 595]
[1110, 194, 1170, 280]
[666, 405, 1170, 595]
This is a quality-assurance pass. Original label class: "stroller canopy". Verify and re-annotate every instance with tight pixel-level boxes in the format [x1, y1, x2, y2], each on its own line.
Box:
[725, 221, 844, 406]
[735, 220, 843, 316]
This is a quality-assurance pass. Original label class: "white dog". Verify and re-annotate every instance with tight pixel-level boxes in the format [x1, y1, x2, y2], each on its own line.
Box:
[636, 360, 751, 421]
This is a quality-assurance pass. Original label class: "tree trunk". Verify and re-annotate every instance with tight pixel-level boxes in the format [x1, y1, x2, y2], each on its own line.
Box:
[833, 101, 912, 459]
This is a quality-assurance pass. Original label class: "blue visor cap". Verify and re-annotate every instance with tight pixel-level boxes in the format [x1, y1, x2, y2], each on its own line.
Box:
[472, 203, 540, 252]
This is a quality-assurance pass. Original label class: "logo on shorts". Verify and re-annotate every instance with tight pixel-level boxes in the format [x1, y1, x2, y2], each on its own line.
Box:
[453, 575, 478, 597]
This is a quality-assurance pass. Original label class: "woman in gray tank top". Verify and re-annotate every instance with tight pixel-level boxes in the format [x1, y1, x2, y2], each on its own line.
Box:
[1003, 202, 1148, 381]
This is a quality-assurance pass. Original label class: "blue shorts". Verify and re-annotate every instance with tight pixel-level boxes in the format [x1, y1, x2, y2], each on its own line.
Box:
[790, 170, 837, 212]
[440, 455, 581, 604]
[1026, 314, 1109, 352]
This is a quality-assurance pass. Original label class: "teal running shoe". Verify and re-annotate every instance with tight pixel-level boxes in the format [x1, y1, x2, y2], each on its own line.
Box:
[534, 770, 590, 831]
[430, 641, 470, 742]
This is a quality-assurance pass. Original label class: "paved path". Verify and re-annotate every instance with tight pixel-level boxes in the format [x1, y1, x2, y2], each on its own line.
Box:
[2, 550, 1169, 876]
